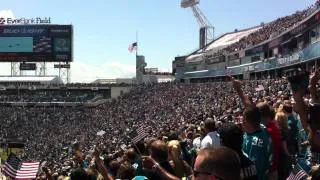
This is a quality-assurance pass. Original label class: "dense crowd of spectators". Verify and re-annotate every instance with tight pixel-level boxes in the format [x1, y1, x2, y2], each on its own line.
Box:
[0, 2, 319, 180]
[212, 2, 320, 57]
[1, 66, 320, 179]
[225, 10, 308, 53]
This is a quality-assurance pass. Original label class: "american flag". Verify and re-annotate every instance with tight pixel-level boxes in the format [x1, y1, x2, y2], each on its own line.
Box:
[2, 154, 40, 180]
[287, 164, 308, 180]
[129, 126, 148, 144]
[128, 42, 137, 53]
[33, 37, 51, 53]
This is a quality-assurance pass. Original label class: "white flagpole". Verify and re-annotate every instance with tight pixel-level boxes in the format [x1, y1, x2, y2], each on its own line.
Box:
[136, 30, 139, 57]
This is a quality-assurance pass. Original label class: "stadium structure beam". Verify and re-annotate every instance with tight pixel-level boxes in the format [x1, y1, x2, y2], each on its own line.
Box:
[181, 0, 215, 47]
[191, 6, 212, 28]
[36, 62, 47, 76]
[59, 67, 71, 84]
[57, 62, 71, 84]
[11, 62, 20, 76]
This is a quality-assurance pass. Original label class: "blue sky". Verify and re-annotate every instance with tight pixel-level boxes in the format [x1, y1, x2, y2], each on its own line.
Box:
[0, 0, 316, 82]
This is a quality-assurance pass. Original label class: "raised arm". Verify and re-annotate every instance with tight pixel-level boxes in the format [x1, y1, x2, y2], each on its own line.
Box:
[229, 76, 253, 108]
[94, 148, 114, 180]
[142, 156, 180, 180]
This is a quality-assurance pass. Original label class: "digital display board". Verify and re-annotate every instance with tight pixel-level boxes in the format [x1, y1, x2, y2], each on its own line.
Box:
[0, 25, 73, 62]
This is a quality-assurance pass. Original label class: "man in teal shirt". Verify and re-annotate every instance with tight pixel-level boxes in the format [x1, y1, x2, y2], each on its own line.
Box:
[283, 102, 299, 155]
[230, 77, 273, 180]
[242, 107, 273, 180]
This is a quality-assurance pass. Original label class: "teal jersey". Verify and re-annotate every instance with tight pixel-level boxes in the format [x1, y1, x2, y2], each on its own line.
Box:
[296, 116, 311, 158]
[134, 158, 144, 176]
[287, 115, 299, 145]
[243, 127, 273, 180]
[287, 114, 300, 155]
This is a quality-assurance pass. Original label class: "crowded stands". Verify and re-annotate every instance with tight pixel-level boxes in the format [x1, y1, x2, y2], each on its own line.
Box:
[0, 69, 320, 179]
[1, 1, 320, 180]
[225, 10, 308, 53]
[212, 2, 320, 56]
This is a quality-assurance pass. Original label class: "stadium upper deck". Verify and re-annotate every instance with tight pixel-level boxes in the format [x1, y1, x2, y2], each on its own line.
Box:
[186, 26, 262, 62]
[174, 2, 320, 82]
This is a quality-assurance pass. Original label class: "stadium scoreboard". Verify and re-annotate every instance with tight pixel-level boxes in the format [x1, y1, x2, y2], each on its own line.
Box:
[0, 25, 73, 62]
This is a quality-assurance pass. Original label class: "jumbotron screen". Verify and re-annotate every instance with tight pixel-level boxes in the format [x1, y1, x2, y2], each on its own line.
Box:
[0, 25, 73, 62]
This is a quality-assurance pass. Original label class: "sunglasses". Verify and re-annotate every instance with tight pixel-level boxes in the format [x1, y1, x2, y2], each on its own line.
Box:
[193, 170, 223, 180]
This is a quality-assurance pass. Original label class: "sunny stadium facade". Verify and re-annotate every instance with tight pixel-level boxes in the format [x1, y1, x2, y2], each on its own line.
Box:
[173, 3, 320, 83]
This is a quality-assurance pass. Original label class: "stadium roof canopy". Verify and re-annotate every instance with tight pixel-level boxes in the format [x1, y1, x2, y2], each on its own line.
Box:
[0, 76, 63, 84]
[185, 26, 262, 61]
[202, 26, 261, 52]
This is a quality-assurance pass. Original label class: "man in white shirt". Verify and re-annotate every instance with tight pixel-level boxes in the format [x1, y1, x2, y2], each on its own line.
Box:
[192, 134, 202, 152]
[200, 117, 220, 149]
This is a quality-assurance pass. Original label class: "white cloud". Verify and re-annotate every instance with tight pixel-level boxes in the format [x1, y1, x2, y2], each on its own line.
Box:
[0, 9, 14, 19]
[69, 60, 136, 83]
[0, 61, 136, 83]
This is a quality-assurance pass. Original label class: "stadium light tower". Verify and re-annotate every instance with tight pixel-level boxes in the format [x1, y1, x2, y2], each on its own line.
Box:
[181, 0, 215, 49]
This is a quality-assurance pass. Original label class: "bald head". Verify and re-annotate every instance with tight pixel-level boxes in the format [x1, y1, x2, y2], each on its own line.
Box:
[194, 147, 240, 180]
[125, 148, 137, 162]
[150, 140, 169, 162]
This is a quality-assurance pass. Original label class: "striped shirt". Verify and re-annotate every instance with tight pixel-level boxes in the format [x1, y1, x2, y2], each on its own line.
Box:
[239, 152, 258, 180]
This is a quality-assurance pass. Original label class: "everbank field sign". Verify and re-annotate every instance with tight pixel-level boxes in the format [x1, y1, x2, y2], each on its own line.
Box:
[0, 17, 51, 25]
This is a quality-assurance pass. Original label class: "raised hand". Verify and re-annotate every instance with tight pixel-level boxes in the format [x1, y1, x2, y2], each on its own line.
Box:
[93, 147, 101, 158]
[228, 75, 243, 91]
[142, 156, 157, 169]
